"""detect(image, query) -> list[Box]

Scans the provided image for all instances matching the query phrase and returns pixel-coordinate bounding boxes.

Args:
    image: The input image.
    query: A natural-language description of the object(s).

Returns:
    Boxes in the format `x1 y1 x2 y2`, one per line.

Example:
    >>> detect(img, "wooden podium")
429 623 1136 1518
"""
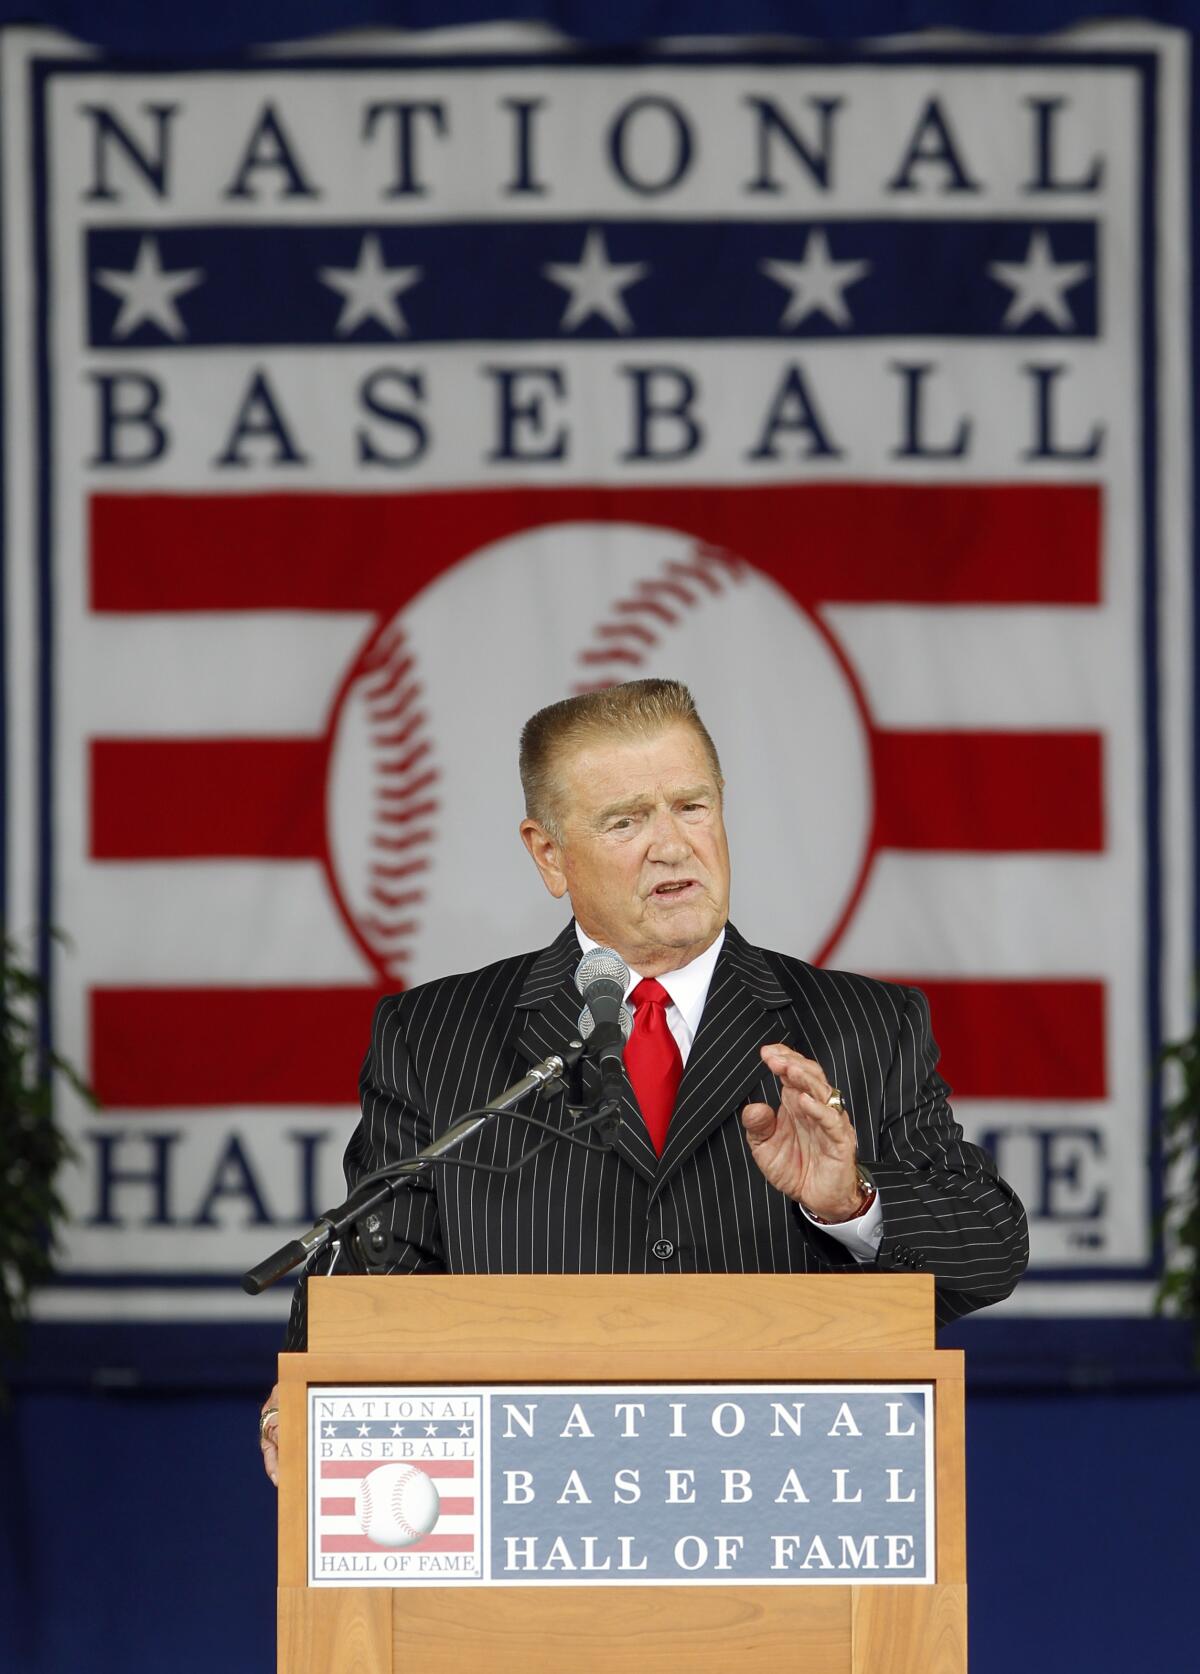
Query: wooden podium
277 1272 965 1673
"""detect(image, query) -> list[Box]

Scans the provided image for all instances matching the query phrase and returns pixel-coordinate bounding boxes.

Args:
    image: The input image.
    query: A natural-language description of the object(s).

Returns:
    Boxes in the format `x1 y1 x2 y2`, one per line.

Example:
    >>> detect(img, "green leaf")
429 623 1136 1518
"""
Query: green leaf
0 932 95 1393
1154 998 1200 1352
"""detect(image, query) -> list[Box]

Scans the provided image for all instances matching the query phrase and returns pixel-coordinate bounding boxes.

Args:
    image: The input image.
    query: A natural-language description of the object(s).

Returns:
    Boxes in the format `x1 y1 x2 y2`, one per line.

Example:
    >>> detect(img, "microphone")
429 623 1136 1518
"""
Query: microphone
577 1000 634 1046
575 945 629 1027
574 946 632 1108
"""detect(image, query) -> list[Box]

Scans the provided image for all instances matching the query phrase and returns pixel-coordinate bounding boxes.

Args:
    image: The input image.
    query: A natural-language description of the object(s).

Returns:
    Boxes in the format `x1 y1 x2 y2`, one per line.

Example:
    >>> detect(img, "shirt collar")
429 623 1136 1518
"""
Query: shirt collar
573 922 726 1040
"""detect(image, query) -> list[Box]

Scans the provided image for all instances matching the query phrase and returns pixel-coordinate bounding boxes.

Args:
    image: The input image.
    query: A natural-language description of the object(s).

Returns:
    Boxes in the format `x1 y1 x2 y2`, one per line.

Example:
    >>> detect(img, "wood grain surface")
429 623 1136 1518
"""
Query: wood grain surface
282 1347 956 1385
306 1273 936 1356
279 1588 392 1674
388 1584 852 1673
852 1583 967 1674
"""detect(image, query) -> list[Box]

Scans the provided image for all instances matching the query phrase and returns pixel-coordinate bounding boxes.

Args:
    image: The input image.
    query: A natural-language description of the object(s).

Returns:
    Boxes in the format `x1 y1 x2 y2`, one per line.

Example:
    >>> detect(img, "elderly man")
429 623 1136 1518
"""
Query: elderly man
259 678 1027 1481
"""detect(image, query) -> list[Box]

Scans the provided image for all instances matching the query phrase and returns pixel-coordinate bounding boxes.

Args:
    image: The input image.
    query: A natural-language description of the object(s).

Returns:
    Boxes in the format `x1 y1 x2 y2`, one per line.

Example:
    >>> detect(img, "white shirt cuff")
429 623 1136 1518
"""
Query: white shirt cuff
797 1191 884 1263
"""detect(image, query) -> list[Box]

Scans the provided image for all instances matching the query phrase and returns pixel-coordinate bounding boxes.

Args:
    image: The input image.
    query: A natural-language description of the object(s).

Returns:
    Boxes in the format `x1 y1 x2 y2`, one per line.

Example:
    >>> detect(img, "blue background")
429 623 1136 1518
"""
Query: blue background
2 1382 1196 1672
2 3 1199 1669
2 0 1200 56
83 221 1101 347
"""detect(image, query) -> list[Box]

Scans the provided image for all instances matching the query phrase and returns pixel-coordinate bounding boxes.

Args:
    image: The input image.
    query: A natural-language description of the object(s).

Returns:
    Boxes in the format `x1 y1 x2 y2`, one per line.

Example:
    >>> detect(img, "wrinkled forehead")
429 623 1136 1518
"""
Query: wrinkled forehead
553 721 722 812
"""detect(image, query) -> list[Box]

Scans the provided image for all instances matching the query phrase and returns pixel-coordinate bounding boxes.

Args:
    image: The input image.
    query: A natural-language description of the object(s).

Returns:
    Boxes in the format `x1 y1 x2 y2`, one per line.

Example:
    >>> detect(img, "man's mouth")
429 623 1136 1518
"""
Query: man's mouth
651 880 699 901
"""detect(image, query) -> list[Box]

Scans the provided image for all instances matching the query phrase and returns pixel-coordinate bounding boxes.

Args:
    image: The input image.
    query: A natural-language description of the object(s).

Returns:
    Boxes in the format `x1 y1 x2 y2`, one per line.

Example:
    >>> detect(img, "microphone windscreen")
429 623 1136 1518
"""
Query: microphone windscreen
578 1002 633 1042
574 945 630 997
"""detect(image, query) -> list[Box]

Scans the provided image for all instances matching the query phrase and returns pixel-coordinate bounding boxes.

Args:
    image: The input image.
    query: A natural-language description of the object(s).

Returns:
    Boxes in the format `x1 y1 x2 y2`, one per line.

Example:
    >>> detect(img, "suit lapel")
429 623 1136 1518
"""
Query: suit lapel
510 922 583 1067
511 921 659 1183
653 925 794 1191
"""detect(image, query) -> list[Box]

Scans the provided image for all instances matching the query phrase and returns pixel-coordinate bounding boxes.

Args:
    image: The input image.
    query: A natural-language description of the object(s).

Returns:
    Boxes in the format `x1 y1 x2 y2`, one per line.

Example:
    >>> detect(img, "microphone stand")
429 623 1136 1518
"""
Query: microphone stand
242 1040 592 1295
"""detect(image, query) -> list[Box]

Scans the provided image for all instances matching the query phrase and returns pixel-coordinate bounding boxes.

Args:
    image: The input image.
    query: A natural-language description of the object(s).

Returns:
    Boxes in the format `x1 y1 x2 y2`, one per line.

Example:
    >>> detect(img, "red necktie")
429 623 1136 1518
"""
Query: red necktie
625 978 684 1156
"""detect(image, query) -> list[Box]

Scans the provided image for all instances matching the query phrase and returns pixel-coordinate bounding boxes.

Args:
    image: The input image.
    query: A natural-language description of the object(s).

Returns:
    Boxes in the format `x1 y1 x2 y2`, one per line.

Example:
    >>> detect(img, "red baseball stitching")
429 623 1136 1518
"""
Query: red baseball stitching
389 1471 429 1542
357 1467 435 1546
572 545 744 692
354 623 438 979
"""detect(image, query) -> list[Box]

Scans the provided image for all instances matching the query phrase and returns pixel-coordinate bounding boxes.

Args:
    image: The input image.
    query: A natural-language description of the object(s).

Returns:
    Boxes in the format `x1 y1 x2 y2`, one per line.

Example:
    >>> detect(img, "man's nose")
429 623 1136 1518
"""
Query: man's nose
646 811 690 860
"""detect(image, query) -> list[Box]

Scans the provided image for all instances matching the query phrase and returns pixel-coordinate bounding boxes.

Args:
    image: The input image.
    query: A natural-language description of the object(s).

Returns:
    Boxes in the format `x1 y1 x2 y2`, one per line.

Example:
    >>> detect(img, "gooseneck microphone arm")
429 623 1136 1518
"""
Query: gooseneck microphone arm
241 1041 588 1295
244 945 640 1298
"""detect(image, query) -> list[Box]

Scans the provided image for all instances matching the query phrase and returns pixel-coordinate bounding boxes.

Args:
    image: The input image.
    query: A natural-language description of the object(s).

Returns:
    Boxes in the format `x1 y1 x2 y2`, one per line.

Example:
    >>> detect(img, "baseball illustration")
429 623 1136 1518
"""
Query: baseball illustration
325 522 873 985
354 1463 441 1548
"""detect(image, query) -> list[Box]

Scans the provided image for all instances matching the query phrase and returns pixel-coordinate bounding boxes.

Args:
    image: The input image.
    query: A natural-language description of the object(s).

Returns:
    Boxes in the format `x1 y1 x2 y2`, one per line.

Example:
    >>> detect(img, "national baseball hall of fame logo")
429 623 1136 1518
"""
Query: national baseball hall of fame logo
1 30 1190 1326
307 1385 935 1588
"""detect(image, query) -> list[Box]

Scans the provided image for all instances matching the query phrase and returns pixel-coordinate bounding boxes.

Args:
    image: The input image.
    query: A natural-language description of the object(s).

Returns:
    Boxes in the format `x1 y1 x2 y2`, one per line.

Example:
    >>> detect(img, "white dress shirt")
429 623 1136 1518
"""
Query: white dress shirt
574 924 883 1259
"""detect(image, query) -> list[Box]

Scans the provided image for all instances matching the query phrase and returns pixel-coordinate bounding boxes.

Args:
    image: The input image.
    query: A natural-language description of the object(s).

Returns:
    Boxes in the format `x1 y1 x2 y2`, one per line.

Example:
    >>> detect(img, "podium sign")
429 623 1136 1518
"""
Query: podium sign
309 1383 934 1588
278 1274 966 1673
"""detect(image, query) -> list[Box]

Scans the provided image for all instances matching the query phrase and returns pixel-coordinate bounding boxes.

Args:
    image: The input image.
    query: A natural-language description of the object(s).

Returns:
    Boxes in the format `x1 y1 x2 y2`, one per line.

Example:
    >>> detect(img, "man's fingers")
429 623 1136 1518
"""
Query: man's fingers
740 1101 779 1141
759 1043 832 1103
260 1419 279 1487
744 1088 848 1145
761 1042 821 1073
260 1383 281 1488
794 1090 853 1139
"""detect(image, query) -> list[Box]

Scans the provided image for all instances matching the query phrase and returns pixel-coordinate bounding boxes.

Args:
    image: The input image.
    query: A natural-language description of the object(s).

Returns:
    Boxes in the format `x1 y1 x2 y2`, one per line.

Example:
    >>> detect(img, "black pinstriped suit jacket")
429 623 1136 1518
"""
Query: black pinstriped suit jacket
284 921 1027 1348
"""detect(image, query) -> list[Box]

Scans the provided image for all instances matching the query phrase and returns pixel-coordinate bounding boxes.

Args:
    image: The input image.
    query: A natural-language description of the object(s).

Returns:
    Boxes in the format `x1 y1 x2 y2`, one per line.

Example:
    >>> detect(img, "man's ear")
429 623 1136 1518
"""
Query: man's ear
519 818 568 899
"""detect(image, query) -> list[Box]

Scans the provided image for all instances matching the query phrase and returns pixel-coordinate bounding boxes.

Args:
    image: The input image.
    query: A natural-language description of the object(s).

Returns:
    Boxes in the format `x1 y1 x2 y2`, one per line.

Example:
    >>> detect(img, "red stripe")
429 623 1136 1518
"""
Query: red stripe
320 1535 474 1554
91 977 1104 1108
91 485 1099 612
320 1495 474 1518
320 1460 475 1479
889 978 1107 1100
90 739 327 860
90 987 384 1108
90 729 1104 865
872 732 1103 852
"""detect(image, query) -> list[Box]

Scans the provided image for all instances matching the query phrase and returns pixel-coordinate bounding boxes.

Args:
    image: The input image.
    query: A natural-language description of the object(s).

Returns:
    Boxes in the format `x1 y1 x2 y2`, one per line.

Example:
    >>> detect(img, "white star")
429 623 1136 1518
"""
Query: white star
318 234 422 337
760 230 870 330
357 1423 371 1437
543 228 649 334
457 1422 473 1436
988 231 1092 330
94 236 204 341
391 1424 405 1437
424 1423 439 1436
322 1424 337 1438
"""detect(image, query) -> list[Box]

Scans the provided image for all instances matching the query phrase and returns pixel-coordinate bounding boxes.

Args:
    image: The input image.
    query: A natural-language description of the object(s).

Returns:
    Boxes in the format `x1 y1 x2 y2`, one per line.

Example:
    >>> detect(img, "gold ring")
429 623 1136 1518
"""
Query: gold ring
827 1088 847 1114
259 1406 279 1442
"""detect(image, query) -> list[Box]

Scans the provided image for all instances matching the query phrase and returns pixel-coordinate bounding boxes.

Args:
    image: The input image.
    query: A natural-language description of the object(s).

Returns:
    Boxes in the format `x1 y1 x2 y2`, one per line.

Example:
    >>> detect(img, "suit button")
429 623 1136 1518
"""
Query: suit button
652 1238 675 1260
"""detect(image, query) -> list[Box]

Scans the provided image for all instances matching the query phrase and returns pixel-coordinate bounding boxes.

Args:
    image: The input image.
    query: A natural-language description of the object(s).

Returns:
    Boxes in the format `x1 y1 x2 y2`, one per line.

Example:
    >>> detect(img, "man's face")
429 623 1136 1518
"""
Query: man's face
520 722 731 976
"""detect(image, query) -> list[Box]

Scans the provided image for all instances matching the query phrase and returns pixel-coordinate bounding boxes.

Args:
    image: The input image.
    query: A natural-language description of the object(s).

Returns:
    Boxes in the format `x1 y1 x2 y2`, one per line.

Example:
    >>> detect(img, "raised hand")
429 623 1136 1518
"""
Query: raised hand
741 1043 864 1221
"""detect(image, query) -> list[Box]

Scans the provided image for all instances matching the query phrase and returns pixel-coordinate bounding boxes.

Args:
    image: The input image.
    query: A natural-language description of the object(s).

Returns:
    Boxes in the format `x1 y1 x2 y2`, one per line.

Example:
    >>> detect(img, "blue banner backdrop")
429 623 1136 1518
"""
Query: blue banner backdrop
0 14 1196 1388
3 1 1200 54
